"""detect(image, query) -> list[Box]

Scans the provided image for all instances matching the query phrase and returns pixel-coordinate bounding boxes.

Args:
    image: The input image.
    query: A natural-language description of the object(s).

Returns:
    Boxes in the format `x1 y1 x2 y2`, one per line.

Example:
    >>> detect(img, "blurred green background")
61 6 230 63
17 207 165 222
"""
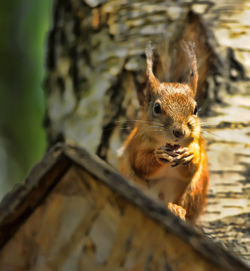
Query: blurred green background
0 1 51 199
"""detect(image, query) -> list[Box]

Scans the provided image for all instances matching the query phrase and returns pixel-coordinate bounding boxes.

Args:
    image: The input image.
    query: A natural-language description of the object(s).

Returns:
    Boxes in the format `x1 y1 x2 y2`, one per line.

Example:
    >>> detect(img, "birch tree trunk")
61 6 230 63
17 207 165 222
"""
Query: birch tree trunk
44 0 220 162
44 0 250 261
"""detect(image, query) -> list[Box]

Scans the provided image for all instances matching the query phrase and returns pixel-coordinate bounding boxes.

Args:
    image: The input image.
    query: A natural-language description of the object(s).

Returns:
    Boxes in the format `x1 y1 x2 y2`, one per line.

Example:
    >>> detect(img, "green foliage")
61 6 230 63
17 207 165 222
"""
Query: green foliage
0 0 51 198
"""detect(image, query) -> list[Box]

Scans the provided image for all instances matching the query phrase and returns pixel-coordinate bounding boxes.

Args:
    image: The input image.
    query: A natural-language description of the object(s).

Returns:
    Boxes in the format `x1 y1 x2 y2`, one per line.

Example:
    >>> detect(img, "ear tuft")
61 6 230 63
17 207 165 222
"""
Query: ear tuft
182 41 198 96
145 41 155 80
145 41 160 91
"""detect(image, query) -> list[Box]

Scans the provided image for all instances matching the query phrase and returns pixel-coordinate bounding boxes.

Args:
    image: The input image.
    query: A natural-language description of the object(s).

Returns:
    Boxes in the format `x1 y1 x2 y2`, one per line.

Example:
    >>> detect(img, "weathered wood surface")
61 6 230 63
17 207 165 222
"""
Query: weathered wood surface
44 0 250 265
45 0 250 159
0 144 248 270
0 145 70 249
44 0 221 158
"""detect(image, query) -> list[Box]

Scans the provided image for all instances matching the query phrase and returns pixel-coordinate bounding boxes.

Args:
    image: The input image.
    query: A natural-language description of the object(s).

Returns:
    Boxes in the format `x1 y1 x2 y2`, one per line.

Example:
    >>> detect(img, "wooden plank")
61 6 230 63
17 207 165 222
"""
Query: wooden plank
0 166 221 270
0 144 71 249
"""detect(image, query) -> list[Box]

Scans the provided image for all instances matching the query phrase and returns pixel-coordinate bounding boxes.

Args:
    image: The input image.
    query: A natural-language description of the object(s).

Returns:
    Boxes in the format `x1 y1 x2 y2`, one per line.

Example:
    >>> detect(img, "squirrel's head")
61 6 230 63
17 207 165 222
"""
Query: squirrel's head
142 42 200 147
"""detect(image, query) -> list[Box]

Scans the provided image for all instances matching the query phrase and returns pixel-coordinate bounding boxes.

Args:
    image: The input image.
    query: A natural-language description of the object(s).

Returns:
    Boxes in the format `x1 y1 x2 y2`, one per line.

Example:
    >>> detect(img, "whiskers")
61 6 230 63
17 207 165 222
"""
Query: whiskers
202 129 221 139
188 119 221 139
200 122 222 139
115 119 162 126
105 119 167 132
199 122 217 129
101 120 168 142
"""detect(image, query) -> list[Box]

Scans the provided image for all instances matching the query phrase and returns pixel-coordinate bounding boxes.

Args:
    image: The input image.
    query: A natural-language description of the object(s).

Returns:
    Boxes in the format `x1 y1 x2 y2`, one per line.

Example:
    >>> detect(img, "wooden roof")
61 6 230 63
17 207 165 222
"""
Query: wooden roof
0 143 249 270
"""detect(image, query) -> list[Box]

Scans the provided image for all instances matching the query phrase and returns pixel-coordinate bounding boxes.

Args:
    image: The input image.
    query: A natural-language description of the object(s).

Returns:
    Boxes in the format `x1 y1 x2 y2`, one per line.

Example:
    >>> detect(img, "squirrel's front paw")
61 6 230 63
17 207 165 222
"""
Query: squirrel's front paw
155 146 176 163
168 203 186 220
155 146 193 166
171 149 194 167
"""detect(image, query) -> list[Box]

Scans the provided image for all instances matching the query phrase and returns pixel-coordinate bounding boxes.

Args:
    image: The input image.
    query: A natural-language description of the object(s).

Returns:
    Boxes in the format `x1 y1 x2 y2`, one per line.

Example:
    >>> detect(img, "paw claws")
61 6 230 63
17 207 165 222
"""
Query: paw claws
156 146 193 166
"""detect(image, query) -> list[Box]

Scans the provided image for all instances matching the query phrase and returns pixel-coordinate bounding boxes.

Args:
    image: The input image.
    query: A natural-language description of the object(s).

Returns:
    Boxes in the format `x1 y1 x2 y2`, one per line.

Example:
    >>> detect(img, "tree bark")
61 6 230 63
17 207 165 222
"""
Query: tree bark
44 0 221 162
44 0 250 261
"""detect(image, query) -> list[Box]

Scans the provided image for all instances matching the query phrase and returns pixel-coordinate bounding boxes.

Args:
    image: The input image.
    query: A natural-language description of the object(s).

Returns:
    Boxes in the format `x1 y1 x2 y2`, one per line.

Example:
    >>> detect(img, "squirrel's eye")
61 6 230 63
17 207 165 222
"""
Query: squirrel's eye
154 102 161 114
194 105 198 115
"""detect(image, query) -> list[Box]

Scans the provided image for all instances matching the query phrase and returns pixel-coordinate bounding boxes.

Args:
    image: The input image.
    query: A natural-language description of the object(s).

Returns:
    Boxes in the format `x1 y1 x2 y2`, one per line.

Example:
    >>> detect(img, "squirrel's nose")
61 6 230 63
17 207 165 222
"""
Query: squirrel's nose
173 128 185 138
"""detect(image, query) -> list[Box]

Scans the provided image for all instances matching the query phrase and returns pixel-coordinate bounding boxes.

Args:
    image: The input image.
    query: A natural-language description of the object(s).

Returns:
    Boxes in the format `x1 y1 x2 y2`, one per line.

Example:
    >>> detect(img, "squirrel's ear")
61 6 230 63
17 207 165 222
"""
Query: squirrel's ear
182 41 198 96
145 42 160 94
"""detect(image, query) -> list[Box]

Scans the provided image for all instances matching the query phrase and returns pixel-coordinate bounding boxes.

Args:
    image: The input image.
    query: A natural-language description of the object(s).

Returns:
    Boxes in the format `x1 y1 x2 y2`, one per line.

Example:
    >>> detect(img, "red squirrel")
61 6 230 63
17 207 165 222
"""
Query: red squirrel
119 42 209 223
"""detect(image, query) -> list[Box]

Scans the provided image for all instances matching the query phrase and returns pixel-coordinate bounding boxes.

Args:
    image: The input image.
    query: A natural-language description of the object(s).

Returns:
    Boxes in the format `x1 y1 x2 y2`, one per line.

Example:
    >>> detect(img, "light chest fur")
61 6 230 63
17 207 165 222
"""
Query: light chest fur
144 163 191 204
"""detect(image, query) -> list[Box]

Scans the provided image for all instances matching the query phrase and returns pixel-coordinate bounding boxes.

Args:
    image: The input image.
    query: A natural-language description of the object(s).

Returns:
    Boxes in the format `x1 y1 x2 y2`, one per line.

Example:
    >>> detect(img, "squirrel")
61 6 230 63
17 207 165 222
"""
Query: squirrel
119 42 209 223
